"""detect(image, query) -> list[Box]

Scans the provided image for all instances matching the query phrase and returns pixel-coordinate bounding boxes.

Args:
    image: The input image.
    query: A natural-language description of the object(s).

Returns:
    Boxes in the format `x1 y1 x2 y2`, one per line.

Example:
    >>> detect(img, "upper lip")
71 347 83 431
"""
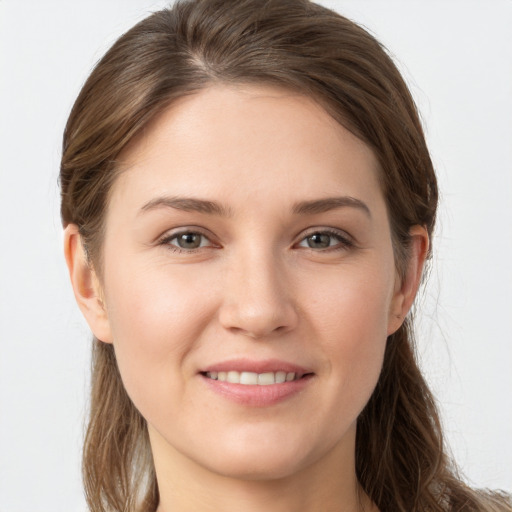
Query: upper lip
200 358 312 378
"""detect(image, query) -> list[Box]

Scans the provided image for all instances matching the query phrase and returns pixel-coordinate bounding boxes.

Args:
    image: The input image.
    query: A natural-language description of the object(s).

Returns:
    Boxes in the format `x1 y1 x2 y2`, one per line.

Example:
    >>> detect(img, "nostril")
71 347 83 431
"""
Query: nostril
218 292 299 339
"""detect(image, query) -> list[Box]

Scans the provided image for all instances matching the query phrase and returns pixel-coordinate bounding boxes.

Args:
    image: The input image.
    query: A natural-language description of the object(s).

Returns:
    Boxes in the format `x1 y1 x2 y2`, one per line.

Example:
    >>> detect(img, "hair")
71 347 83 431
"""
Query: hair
60 1 511 511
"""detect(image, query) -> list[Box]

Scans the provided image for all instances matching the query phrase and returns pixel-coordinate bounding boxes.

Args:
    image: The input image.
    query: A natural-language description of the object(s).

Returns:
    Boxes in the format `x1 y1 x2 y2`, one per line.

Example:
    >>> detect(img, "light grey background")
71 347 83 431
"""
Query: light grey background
1 1 511 510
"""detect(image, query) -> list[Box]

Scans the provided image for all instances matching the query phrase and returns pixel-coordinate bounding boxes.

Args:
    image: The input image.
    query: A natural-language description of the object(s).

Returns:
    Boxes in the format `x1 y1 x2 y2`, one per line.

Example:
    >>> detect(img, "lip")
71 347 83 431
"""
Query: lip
199 358 314 407
201 358 311 377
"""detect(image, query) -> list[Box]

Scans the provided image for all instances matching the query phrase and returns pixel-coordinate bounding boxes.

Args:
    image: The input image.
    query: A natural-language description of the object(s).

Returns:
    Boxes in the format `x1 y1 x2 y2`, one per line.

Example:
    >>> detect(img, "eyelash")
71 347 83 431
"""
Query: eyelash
158 228 354 254
158 229 215 253
297 228 354 251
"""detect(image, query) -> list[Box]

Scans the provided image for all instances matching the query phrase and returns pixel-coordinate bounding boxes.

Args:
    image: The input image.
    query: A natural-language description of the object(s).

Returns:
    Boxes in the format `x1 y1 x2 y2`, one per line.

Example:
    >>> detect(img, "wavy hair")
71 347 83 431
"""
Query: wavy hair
60 1 512 510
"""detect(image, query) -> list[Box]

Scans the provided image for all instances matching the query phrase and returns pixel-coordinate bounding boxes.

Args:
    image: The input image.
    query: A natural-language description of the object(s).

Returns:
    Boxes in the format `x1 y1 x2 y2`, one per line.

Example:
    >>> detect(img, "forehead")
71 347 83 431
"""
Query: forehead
111 84 385 218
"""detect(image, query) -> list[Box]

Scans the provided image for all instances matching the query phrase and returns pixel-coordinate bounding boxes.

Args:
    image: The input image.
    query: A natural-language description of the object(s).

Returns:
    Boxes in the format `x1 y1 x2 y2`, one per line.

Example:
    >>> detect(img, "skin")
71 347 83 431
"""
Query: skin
65 85 428 512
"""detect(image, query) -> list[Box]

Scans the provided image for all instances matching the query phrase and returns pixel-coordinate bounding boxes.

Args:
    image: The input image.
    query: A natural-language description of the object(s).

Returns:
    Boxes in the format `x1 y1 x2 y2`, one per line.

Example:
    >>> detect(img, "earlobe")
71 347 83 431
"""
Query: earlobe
387 225 429 335
63 224 113 343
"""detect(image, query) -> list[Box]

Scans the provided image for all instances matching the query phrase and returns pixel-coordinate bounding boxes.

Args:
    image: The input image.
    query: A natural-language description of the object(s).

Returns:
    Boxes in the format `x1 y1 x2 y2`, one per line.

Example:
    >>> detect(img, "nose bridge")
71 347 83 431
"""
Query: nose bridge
219 241 297 338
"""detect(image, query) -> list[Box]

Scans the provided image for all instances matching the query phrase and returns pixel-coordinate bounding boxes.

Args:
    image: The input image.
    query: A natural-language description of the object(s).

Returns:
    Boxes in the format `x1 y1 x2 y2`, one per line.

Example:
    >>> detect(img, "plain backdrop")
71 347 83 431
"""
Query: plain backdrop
0 1 511 510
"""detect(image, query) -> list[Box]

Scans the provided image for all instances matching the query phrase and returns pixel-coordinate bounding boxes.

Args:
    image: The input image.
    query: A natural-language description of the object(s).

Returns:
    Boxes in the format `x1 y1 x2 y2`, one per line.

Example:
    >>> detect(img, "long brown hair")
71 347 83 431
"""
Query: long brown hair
60 1 512 511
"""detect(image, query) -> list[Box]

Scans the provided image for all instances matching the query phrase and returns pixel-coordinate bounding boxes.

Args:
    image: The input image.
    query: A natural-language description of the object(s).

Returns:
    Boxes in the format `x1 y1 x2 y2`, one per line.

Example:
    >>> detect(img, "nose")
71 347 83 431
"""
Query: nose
218 248 299 339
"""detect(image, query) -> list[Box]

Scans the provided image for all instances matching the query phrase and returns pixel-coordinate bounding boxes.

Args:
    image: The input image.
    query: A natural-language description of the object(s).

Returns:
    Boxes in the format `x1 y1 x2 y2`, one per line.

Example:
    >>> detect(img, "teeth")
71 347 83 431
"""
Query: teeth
240 371 258 385
257 372 273 385
275 371 286 383
206 370 299 385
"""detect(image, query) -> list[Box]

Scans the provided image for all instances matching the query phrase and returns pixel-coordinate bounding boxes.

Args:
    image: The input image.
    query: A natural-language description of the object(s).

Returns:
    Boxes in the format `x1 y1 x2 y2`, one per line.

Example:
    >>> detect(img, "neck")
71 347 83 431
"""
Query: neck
150 424 376 512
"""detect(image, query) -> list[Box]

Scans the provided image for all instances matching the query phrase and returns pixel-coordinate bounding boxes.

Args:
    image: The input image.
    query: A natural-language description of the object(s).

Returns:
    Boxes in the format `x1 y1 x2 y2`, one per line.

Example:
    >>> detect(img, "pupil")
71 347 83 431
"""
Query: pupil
178 233 201 249
308 233 330 248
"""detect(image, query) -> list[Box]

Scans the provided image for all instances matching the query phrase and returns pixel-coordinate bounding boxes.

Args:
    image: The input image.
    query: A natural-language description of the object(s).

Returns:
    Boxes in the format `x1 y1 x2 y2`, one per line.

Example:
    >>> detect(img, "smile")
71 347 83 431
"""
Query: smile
199 359 314 405
205 370 300 385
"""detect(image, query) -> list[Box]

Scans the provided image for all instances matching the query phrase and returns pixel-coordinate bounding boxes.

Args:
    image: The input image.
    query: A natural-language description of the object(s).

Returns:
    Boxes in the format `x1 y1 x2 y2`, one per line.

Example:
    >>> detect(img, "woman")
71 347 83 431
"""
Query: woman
60 0 511 510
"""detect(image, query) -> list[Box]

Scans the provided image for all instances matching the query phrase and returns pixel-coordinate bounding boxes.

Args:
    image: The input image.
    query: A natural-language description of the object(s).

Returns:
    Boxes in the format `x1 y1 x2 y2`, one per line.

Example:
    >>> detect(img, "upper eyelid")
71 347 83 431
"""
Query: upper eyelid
296 226 354 242
158 230 218 253
158 227 215 243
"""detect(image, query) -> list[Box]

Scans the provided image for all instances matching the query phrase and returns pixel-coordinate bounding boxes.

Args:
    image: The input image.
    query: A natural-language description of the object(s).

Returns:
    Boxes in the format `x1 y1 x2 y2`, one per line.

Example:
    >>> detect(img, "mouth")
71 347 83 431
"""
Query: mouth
199 359 314 405
201 370 309 385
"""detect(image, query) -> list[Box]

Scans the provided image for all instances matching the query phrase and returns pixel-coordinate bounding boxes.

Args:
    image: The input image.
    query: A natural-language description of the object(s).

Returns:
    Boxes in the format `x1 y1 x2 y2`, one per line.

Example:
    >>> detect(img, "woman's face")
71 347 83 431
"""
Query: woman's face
91 85 408 480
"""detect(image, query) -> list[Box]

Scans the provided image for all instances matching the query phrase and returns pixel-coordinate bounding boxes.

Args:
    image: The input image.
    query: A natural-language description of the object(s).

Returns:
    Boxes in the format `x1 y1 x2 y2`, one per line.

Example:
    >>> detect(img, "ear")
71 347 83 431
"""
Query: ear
63 224 113 343
387 225 429 335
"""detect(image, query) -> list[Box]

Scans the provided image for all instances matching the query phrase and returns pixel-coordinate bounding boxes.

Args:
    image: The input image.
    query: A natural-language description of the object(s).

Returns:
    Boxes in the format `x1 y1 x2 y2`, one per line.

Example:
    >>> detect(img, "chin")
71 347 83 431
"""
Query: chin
188 425 334 482
202 450 310 481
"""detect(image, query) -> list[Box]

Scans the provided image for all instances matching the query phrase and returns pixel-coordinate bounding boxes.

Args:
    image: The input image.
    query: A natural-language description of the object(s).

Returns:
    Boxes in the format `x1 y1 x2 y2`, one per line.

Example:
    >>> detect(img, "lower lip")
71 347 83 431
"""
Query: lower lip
200 374 313 406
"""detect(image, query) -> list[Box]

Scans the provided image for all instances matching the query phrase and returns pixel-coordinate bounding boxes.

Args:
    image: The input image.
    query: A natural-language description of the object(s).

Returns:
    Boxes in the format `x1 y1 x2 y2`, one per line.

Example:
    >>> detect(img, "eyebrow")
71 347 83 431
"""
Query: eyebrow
139 196 233 217
292 196 371 217
139 195 371 218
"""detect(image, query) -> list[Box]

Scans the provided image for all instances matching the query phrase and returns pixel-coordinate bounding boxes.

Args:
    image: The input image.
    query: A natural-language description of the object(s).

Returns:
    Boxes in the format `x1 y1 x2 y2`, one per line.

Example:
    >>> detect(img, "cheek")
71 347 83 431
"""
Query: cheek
304 258 393 337
102 260 218 411
302 259 393 394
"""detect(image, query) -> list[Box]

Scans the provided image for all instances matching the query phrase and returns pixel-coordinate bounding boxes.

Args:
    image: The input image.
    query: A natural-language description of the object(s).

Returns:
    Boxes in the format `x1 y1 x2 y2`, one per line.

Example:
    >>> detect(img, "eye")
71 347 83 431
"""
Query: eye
297 230 353 250
160 230 213 251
